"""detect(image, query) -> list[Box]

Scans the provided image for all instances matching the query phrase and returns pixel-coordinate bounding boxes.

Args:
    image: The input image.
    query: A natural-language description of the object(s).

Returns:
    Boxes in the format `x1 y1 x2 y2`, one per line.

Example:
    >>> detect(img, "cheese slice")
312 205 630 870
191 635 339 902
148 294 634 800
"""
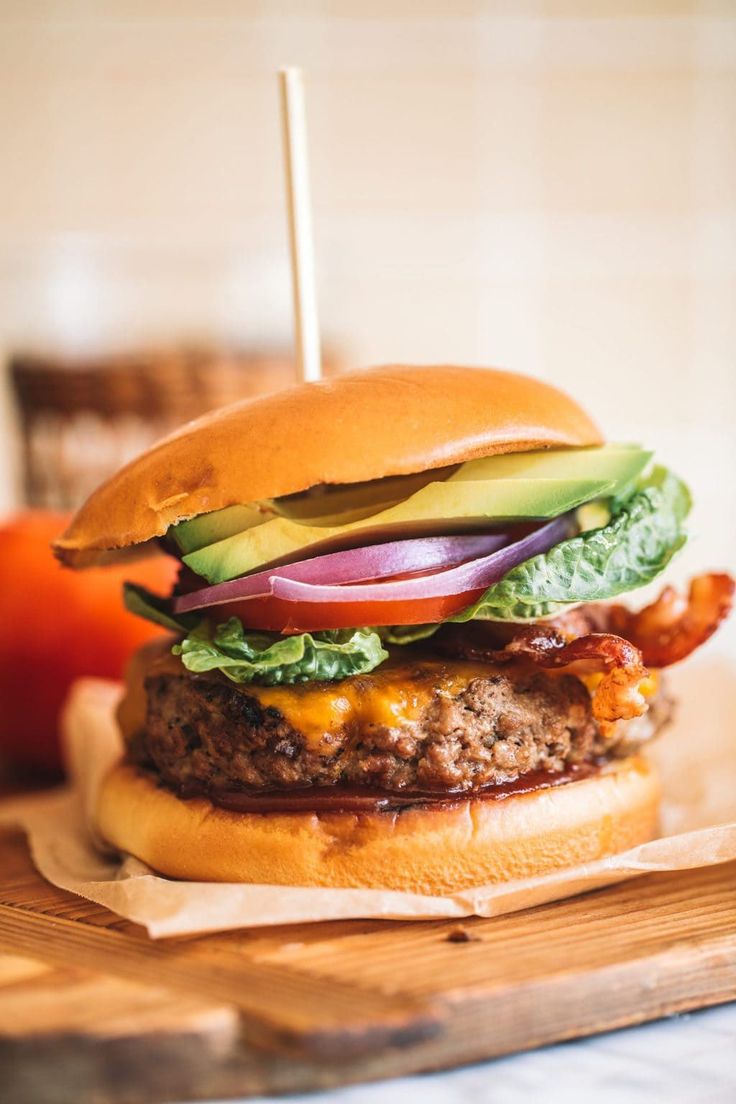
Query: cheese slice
249 658 496 753
117 640 500 756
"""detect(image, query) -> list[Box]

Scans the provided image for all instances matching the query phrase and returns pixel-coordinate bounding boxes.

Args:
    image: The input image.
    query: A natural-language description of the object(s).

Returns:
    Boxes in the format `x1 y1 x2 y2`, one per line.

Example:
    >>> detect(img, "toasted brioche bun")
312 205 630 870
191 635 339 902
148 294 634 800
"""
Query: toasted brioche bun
95 756 658 894
54 365 601 566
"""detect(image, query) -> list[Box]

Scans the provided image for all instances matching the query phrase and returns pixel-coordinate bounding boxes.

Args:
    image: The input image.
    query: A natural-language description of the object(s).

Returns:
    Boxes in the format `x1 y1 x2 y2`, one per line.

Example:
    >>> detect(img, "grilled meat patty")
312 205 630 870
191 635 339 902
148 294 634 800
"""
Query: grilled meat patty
126 655 672 796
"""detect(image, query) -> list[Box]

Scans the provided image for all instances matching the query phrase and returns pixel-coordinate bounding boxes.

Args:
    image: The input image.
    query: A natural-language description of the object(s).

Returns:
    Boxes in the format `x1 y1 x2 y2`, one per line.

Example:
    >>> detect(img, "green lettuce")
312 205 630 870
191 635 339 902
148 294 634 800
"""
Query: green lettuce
449 465 690 622
123 582 200 633
173 620 388 685
124 583 388 684
378 623 440 645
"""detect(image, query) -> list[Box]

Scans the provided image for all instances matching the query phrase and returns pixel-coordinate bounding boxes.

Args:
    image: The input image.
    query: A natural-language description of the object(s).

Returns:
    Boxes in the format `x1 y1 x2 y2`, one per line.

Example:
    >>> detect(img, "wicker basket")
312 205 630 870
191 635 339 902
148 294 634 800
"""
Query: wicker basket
10 346 333 509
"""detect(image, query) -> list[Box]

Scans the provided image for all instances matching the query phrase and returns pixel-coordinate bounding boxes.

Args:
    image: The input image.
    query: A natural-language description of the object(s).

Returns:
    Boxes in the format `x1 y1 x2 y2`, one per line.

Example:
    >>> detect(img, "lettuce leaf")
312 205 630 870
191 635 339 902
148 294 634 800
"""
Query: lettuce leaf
123 582 201 633
173 620 388 685
124 583 388 684
378 623 439 645
449 465 691 622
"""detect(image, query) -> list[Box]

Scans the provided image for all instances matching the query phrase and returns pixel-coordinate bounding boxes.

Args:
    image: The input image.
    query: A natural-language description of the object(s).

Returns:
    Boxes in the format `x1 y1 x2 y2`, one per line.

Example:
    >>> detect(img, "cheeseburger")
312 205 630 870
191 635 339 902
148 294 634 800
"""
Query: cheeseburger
54 365 733 894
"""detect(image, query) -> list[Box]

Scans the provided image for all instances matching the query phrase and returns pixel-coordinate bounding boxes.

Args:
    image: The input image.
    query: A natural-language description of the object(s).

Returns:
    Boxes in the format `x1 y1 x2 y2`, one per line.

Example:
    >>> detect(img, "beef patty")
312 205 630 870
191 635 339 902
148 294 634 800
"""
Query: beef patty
126 654 671 796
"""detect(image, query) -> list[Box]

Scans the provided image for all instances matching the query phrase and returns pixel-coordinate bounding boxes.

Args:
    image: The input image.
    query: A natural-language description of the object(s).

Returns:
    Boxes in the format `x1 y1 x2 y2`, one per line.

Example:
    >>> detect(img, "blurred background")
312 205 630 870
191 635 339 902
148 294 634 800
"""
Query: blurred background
0 2 734 771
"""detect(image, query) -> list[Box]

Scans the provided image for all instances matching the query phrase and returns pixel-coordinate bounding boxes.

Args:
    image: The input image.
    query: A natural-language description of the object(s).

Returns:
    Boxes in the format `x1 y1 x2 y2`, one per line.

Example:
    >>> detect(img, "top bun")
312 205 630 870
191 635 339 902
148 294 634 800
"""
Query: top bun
54 364 602 566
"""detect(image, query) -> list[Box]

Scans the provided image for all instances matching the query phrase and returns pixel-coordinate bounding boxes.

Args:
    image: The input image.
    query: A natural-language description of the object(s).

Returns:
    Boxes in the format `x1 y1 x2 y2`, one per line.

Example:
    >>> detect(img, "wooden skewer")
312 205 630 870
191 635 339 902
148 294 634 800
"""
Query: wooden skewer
278 67 322 383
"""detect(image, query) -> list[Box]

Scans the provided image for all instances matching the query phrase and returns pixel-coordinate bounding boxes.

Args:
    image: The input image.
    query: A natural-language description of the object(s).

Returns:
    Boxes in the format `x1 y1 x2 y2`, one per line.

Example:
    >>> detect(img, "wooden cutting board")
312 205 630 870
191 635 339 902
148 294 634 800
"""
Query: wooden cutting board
1 827 736 1104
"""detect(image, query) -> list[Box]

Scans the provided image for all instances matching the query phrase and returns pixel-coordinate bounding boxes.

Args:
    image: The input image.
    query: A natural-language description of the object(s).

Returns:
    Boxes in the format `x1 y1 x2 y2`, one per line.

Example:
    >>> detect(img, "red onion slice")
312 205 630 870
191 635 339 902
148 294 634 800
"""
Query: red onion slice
173 532 510 614
268 515 574 605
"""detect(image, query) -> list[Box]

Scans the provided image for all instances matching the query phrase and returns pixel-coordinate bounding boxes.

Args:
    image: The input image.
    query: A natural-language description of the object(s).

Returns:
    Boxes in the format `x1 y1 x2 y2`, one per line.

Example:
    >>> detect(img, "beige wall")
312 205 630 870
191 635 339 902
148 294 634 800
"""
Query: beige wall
0 2 734 613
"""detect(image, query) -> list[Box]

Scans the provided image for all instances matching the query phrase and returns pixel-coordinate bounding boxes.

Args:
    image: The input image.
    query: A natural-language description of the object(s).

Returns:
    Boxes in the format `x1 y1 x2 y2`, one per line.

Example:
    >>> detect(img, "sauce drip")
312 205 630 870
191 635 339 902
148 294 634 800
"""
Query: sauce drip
201 762 600 815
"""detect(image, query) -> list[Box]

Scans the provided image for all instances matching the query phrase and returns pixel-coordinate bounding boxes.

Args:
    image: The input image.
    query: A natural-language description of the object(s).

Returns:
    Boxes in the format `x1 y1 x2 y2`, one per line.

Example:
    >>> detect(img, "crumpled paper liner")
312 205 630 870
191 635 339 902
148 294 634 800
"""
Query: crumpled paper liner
2 656 736 938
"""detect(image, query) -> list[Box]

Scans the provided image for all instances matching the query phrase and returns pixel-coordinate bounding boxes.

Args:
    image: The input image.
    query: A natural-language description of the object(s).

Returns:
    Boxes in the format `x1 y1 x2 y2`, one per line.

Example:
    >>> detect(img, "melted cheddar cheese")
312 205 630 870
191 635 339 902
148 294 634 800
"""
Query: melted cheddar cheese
118 639 499 754
249 658 495 752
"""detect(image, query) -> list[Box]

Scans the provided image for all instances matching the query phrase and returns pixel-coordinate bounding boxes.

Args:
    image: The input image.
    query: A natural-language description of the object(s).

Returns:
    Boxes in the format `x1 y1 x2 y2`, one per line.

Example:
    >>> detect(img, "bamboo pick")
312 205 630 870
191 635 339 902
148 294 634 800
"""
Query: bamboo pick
278 67 322 383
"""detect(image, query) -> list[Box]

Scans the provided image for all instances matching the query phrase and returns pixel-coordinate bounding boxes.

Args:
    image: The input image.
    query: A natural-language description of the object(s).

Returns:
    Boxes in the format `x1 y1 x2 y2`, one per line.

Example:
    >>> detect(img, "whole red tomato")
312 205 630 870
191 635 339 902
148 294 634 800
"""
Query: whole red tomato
0 512 176 772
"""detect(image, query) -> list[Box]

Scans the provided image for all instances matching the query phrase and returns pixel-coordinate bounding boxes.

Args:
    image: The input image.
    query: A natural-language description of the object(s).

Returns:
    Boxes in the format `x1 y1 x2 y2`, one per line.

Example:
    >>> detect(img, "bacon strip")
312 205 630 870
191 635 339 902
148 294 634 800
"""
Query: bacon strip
503 628 648 727
435 573 733 732
606 573 734 668
437 623 648 732
550 573 734 668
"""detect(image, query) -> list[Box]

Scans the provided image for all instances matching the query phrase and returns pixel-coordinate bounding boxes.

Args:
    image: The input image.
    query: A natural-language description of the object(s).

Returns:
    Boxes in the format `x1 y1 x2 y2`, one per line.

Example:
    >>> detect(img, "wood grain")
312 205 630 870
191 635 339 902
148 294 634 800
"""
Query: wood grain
1 827 736 1104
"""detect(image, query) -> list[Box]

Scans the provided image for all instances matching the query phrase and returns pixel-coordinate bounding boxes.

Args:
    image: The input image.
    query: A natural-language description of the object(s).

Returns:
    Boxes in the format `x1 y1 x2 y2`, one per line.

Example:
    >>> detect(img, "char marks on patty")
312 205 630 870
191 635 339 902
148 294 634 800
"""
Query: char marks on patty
126 657 671 796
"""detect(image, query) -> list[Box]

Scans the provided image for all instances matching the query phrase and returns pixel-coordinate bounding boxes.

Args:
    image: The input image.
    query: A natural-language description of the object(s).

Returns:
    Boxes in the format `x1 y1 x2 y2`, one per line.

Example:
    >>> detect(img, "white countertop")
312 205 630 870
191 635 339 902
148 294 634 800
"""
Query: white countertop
204 1001 736 1104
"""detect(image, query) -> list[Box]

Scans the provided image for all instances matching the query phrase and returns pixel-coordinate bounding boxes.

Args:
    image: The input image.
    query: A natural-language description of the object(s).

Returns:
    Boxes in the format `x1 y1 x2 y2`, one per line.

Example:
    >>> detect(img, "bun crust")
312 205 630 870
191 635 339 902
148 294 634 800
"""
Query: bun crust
95 757 658 895
55 365 602 565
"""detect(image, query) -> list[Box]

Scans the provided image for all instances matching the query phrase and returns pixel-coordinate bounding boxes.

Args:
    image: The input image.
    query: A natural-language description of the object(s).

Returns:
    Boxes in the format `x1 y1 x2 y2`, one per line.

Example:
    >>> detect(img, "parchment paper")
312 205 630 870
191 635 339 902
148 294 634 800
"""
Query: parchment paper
2 656 735 938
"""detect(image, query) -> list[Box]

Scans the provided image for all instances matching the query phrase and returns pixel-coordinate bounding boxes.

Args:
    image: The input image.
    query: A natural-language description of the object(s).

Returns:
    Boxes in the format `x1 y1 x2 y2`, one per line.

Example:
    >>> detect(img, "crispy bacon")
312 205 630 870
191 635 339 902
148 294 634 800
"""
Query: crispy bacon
549 573 734 668
434 573 733 734
607 573 734 668
436 623 648 732
503 629 648 727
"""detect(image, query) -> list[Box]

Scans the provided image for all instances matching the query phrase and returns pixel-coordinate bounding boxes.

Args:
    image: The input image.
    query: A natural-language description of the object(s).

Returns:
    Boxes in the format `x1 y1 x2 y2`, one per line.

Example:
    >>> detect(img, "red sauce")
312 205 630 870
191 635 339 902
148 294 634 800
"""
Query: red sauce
204 761 601 815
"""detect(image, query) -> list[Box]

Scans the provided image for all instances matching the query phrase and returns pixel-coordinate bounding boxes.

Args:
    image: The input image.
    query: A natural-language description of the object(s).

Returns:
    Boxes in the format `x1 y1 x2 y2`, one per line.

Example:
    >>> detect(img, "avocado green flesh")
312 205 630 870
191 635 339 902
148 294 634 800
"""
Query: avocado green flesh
448 444 651 484
172 503 273 555
175 444 652 584
173 445 648 555
172 467 457 554
276 467 456 523
183 477 613 585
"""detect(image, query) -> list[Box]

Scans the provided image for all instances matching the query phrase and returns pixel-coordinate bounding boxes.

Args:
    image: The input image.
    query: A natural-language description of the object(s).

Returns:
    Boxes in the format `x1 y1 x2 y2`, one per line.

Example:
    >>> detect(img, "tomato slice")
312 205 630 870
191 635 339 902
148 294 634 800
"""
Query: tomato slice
213 589 486 634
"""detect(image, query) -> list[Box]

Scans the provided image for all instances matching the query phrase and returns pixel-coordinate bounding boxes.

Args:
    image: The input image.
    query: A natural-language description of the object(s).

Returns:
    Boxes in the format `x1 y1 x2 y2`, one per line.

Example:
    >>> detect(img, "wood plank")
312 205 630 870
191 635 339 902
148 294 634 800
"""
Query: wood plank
0 954 235 1038
262 861 736 997
0 950 309 1104
1 827 736 1104
0 831 439 1056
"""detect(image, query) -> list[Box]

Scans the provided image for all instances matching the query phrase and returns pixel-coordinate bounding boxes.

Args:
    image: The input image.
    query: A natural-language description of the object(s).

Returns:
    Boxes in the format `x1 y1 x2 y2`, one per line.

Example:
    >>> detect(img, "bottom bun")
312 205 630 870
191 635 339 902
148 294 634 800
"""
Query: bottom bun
95 757 660 895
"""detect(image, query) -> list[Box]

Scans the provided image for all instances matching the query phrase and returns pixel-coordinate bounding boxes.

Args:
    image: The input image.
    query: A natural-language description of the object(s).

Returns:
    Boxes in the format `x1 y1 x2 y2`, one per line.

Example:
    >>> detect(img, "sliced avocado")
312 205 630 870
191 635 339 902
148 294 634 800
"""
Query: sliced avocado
449 444 652 488
274 467 456 525
172 503 274 555
576 499 612 532
176 445 651 576
183 476 614 584
172 468 457 551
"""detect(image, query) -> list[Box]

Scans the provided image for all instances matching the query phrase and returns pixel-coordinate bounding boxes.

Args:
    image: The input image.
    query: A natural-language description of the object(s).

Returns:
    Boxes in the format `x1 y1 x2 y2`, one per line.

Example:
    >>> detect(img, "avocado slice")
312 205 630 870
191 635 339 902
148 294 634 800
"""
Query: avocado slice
177 445 652 582
174 444 649 555
448 444 652 484
183 477 614 584
172 503 276 555
172 467 458 553
274 467 456 525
